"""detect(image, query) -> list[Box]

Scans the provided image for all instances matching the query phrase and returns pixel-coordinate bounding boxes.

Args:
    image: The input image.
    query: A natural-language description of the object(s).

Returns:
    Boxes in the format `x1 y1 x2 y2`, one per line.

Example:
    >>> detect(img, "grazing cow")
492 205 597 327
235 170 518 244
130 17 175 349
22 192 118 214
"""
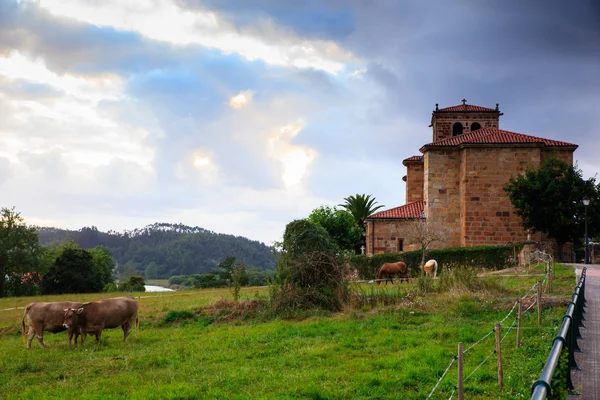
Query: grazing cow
22 302 82 349
63 296 138 344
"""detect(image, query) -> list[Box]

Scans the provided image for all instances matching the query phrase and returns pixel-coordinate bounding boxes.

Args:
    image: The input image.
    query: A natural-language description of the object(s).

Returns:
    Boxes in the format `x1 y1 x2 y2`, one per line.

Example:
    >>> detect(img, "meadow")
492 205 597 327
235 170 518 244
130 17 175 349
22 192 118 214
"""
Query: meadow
0 264 576 399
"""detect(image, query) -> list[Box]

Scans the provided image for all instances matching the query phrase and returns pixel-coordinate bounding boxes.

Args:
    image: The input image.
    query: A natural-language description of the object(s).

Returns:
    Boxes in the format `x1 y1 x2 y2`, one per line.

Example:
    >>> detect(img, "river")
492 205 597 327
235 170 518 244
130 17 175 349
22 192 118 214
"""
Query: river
144 285 175 292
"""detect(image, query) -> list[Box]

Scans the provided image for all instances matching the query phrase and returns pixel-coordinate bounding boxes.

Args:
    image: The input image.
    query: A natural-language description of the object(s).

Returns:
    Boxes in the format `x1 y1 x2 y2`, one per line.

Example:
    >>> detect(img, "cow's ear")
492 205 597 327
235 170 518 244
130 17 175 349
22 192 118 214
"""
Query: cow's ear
76 308 84 314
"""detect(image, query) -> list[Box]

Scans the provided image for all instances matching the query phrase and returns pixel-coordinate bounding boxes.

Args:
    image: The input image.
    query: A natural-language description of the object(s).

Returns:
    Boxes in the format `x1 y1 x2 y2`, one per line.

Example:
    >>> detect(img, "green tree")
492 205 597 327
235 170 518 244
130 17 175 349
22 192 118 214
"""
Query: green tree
307 206 362 252
504 159 600 258
89 246 115 286
270 219 346 312
145 261 158 280
119 275 146 292
339 194 385 252
0 207 43 297
41 247 101 294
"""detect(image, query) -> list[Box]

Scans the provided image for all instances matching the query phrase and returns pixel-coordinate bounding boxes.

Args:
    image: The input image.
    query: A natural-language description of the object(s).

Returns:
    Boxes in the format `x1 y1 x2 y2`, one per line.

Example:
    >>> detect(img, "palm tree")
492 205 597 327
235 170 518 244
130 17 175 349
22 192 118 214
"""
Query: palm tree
339 194 385 253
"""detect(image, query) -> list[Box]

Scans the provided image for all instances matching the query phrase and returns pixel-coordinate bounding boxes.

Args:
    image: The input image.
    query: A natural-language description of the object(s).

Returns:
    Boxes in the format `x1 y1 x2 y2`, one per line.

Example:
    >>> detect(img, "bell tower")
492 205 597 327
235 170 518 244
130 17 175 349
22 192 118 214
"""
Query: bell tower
430 99 503 142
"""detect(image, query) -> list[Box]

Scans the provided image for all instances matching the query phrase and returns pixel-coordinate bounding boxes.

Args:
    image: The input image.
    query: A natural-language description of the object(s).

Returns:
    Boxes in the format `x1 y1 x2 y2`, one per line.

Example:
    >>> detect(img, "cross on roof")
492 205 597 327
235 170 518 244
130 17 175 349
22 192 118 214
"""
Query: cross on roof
461 98 467 105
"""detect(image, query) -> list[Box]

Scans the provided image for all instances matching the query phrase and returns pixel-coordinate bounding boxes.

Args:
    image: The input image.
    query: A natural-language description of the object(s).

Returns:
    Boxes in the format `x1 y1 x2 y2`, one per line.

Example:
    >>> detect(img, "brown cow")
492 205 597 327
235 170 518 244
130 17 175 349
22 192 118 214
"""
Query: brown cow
63 296 138 344
22 302 82 349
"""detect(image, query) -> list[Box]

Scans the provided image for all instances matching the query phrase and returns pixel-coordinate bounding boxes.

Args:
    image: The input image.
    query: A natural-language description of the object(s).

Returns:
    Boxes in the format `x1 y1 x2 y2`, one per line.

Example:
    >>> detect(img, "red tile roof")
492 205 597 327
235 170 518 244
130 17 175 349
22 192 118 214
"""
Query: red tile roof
421 128 578 150
402 155 423 164
436 104 498 112
368 200 424 219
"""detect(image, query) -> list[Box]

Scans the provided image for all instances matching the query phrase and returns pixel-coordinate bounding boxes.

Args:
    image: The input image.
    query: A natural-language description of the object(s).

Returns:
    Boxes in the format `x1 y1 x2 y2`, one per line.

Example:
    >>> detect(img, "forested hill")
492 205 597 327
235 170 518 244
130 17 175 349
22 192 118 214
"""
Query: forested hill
36 223 277 279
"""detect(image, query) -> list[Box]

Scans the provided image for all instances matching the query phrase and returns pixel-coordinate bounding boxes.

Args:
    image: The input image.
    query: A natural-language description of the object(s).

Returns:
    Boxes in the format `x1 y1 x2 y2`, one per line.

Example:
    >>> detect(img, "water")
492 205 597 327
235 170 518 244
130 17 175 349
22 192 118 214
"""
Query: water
144 285 174 292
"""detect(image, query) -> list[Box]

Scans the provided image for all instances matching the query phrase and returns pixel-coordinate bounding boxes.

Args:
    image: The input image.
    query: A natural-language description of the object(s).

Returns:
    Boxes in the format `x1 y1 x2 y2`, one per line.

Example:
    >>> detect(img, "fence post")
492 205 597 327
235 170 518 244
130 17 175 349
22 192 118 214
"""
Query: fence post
495 322 503 389
516 299 522 348
458 342 464 400
537 281 542 327
15 301 19 323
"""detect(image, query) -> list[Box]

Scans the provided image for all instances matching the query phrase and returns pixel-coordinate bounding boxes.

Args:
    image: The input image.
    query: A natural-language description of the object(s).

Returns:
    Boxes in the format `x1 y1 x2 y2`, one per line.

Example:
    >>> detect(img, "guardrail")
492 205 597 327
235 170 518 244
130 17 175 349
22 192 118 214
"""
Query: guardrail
530 267 586 399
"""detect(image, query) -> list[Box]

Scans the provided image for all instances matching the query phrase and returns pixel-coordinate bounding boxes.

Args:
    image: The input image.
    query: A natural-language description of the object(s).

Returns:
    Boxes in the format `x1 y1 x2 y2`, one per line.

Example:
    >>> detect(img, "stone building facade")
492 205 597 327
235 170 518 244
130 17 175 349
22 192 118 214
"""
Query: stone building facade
366 100 578 255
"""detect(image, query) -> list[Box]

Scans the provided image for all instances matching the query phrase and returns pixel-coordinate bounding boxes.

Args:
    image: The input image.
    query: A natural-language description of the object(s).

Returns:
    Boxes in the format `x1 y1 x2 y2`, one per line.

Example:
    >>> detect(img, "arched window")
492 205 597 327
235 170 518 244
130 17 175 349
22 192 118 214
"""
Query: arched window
452 122 463 136
471 122 481 131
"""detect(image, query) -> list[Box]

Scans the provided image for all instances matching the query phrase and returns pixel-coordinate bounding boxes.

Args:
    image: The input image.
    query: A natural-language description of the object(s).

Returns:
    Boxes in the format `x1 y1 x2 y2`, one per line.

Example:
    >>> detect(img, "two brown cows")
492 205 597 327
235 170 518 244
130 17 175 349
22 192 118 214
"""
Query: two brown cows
63 296 138 345
22 296 138 348
22 301 83 349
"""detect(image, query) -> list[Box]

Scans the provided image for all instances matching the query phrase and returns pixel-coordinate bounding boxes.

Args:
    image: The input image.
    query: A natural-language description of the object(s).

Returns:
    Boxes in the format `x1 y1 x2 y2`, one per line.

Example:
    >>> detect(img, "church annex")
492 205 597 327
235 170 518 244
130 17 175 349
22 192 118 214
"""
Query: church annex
365 100 578 255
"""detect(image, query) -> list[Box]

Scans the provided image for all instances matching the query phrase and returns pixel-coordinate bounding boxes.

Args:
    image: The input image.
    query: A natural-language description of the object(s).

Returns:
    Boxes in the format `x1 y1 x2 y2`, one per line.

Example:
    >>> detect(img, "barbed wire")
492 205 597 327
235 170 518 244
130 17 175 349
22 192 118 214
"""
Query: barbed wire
426 357 457 400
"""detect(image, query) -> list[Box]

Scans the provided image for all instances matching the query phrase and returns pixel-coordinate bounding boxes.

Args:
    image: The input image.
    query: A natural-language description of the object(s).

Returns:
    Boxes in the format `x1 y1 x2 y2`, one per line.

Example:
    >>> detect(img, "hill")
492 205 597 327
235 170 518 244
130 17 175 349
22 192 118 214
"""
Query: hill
36 223 277 279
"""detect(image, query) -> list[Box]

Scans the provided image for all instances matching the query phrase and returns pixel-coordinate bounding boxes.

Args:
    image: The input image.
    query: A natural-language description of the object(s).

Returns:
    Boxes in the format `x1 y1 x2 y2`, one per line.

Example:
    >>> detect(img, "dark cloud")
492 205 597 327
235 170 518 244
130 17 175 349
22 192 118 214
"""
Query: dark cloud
181 0 355 41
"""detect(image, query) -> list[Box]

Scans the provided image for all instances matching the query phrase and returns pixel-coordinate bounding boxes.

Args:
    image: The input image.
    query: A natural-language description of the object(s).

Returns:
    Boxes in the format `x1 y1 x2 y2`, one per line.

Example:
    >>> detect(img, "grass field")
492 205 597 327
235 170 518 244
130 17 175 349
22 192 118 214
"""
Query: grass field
0 264 577 399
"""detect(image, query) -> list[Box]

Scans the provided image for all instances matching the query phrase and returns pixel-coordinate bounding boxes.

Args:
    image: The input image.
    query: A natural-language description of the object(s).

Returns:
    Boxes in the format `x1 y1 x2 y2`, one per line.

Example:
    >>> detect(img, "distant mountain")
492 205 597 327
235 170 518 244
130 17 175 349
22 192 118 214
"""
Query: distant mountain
36 223 277 279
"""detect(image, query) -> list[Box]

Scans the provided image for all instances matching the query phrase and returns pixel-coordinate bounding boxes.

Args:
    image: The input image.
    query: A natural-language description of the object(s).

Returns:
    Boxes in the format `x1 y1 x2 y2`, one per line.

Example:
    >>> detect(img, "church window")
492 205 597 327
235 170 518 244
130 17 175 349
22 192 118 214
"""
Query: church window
397 239 404 252
452 122 463 136
471 122 481 131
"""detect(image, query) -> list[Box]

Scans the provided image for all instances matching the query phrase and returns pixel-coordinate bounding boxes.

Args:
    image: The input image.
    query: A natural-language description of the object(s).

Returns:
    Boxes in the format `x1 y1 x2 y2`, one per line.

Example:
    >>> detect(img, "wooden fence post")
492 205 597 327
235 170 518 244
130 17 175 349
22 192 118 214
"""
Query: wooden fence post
516 299 522 348
537 281 542 327
15 301 18 323
495 322 503 389
458 342 464 400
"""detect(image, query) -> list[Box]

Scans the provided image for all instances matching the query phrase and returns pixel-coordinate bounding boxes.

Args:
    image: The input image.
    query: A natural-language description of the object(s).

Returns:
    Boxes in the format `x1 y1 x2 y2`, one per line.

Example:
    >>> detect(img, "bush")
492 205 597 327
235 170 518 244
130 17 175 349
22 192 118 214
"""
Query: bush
119 275 146 292
349 243 524 279
270 220 348 312
161 310 196 325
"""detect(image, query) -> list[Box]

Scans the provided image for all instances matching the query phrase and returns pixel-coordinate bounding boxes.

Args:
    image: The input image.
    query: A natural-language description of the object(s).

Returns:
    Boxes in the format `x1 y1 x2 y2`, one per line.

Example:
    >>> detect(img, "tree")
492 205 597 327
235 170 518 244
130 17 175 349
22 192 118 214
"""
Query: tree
145 262 158 280
119 275 146 292
504 158 600 258
405 219 448 268
339 194 385 252
307 206 362 252
0 207 43 297
88 246 115 286
41 247 101 294
270 219 346 312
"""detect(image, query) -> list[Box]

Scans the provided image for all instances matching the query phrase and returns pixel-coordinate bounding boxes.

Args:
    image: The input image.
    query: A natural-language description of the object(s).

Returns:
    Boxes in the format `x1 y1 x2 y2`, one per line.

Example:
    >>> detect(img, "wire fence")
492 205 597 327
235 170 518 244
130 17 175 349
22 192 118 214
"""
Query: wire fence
426 276 548 400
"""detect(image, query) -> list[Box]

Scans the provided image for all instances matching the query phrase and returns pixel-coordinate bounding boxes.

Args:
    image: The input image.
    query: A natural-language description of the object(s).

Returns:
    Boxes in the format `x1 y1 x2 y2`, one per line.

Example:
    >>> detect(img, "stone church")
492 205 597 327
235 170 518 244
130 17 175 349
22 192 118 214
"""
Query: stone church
365 100 578 255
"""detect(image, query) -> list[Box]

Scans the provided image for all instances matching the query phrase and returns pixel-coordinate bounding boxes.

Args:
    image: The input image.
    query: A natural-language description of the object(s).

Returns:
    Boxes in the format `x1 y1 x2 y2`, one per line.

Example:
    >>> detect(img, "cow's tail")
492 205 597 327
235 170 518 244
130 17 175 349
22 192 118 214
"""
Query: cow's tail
21 304 31 339
135 314 139 337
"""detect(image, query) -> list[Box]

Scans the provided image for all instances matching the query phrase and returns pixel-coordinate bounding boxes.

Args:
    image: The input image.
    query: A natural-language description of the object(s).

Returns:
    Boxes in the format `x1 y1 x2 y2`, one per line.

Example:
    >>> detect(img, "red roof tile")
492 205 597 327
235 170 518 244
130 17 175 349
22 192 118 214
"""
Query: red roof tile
368 200 424 219
436 104 498 112
402 155 423 164
421 128 578 150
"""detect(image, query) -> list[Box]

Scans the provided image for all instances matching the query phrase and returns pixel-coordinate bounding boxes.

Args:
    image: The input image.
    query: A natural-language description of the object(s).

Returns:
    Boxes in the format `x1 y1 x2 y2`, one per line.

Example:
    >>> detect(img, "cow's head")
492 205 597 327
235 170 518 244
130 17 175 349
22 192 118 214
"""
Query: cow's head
63 308 83 329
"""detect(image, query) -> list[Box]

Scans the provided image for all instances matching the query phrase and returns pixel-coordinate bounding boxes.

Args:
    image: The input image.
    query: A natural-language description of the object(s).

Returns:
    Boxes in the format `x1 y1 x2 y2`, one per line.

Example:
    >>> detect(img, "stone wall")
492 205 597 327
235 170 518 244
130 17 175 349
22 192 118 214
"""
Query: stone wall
542 149 574 165
365 219 421 255
458 146 543 246
405 161 424 203
424 150 462 248
432 112 500 142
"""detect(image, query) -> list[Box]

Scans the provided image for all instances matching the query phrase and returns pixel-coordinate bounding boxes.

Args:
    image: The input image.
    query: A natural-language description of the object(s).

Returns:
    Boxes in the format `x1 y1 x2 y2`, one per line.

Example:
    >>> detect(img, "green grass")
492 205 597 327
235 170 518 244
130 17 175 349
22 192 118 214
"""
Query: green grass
0 264 576 399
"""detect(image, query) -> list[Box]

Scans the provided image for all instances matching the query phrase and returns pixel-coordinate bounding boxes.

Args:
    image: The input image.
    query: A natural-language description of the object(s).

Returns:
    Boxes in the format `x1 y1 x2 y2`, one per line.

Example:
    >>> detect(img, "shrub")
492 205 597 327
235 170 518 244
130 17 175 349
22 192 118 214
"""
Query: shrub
161 310 196 325
270 220 348 313
349 243 523 279
119 275 146 292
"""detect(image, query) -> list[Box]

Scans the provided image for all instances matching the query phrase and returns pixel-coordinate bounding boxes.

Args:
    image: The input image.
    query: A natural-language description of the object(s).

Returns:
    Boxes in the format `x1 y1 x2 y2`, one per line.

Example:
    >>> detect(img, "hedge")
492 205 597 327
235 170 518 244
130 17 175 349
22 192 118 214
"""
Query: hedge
349 243 524 280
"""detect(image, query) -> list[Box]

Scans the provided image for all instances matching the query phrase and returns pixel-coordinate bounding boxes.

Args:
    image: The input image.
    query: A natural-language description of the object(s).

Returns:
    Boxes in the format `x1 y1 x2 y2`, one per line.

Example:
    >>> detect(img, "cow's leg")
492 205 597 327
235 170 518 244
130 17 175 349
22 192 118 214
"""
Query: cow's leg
80 330 87 345
36 332 45 348
122 322 131 341
27 326 35 349
68 328 74 346
95 331 101 343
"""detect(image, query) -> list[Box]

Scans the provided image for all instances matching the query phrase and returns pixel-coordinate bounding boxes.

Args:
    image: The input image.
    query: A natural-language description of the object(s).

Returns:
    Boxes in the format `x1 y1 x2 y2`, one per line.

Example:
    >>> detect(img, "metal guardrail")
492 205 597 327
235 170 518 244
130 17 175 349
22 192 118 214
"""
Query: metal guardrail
530 267 586 399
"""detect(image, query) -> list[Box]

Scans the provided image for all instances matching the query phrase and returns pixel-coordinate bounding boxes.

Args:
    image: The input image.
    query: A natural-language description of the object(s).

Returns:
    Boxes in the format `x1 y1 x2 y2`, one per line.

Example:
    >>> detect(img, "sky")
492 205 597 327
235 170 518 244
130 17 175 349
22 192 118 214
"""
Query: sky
1 0 599 245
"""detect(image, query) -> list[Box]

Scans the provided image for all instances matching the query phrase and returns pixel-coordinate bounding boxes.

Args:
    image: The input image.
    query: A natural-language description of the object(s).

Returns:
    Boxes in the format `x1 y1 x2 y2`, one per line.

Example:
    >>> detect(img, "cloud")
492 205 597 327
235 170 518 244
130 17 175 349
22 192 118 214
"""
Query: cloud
229 90 253 109
0 0 599 246
33 0 358 74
